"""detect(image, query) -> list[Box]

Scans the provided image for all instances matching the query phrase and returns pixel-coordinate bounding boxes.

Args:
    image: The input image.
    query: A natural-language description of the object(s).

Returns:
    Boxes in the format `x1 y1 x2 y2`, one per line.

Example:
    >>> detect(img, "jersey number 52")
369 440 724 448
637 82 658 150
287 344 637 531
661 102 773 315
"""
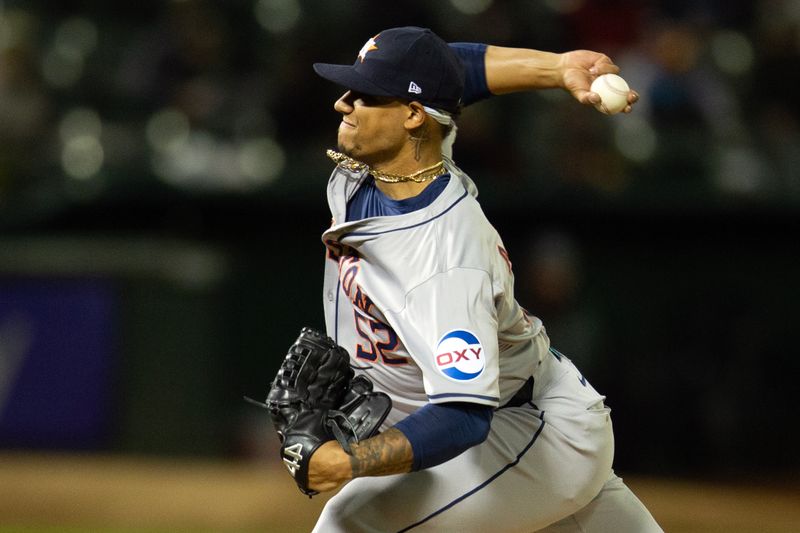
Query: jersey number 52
354 312 408 365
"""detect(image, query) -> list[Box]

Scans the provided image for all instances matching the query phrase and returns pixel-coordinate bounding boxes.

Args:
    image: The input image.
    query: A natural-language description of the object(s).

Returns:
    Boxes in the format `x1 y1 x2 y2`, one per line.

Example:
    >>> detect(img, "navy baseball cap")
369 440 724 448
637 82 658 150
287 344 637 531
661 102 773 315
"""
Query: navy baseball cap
313 26 464 113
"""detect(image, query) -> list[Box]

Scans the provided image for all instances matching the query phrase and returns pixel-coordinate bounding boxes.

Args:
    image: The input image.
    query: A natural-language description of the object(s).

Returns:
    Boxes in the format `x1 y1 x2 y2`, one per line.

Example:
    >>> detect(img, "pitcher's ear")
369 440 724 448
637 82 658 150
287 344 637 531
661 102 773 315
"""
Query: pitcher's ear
404 101 428 130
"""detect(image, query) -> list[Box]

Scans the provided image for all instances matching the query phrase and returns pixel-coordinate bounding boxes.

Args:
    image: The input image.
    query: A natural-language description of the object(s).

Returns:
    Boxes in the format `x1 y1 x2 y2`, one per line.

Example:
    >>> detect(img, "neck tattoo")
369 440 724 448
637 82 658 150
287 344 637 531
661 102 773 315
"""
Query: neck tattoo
326 149 447 184
409 124 429 161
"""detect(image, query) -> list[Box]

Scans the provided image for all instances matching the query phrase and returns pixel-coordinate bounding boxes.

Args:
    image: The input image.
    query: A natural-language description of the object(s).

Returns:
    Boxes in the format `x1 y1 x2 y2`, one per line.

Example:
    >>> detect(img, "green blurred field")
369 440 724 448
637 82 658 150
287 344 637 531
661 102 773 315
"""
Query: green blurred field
2 452 798 533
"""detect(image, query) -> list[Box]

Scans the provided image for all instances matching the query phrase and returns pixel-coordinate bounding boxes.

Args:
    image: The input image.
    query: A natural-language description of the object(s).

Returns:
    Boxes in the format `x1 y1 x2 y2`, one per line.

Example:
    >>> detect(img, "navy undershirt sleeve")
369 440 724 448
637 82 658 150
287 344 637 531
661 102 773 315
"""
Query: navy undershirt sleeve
449 42 490 106
394 402 493 471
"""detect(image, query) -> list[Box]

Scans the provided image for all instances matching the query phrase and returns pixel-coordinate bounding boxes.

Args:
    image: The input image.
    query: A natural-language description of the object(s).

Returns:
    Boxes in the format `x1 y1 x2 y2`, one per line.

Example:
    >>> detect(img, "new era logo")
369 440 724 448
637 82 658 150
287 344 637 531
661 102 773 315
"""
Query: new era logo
408 81 422 94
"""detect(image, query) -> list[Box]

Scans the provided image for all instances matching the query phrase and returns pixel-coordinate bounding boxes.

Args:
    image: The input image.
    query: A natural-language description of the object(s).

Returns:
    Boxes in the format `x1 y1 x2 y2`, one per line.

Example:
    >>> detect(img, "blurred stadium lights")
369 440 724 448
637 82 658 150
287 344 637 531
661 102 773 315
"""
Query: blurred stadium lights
712 144 768 196
150 129 285 192
58 108 104 180
59 107 102 142
614 115 657 164
146 108 191 155
237 136 285 186
254 0 302 34
710 30 755 76
542 0 585 15
448 0 494 16
61 135 104 180
54 17 98 62
41 46 84 88
0 1 798 214
41 17 98 89
151 130 216 188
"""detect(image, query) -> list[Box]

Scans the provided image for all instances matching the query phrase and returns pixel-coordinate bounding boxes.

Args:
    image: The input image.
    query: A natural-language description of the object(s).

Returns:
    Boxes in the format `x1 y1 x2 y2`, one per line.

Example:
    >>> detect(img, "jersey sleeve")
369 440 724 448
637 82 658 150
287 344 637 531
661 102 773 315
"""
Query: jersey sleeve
393 267 501 407
448 42 491 106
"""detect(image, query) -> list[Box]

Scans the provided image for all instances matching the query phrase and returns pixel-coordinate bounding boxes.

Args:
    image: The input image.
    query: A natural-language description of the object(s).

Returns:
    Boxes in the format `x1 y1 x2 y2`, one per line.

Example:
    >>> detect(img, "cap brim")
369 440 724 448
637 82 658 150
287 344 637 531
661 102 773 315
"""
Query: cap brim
313 63 395 97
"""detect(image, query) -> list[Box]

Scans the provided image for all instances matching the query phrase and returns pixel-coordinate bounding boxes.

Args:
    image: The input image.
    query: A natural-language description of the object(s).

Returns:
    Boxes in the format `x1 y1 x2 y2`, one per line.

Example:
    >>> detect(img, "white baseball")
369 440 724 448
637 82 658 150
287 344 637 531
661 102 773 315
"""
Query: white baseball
590 73 630 115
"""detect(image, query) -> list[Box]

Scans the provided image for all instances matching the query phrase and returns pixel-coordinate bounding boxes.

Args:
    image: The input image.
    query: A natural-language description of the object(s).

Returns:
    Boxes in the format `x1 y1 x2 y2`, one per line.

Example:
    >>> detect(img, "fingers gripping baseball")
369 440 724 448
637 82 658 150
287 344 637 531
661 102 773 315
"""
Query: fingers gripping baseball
560 50 639 113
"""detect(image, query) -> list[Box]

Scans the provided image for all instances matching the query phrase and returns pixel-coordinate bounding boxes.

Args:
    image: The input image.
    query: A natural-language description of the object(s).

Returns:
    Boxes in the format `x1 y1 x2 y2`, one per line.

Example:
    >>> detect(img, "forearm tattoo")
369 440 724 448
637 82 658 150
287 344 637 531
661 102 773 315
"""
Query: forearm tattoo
349 427 414 478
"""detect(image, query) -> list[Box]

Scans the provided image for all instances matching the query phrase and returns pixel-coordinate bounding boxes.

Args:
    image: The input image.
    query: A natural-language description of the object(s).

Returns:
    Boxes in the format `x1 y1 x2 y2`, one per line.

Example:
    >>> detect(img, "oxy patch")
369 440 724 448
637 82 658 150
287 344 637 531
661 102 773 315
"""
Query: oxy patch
434 329 484 381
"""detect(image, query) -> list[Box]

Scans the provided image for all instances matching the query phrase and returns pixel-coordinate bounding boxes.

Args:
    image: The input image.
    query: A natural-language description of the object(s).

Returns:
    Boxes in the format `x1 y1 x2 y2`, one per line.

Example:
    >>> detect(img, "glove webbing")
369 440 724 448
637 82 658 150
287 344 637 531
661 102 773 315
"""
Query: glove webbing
244 396 361 454
325 410 359 455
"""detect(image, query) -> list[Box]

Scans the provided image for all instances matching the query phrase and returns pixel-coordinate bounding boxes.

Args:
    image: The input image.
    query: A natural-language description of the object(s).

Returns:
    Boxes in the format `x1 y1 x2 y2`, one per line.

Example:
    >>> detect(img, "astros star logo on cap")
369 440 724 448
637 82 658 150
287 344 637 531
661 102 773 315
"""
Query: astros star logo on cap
358 34 379 62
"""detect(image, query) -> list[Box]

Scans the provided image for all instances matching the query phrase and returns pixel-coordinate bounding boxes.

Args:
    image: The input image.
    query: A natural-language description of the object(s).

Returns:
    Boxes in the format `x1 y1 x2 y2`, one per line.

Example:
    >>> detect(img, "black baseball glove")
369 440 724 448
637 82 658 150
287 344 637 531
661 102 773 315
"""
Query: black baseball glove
250 327 391 496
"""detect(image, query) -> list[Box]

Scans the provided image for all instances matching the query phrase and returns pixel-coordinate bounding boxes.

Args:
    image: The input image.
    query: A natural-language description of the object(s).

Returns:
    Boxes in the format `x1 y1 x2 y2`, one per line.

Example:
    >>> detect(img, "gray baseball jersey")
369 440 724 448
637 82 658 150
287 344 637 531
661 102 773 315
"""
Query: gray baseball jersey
322 161 549 426
315 162 663 532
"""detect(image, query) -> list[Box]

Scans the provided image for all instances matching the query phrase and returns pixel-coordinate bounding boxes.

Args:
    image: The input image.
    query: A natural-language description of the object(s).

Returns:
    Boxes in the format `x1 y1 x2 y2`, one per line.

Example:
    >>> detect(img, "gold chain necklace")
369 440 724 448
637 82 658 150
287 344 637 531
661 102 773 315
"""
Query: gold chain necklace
326 149 446 183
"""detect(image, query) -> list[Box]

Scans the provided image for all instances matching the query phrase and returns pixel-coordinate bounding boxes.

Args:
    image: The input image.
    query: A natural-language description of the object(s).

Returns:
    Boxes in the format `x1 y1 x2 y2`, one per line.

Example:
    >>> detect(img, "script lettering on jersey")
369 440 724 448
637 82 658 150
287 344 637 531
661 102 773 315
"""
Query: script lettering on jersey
337 252 408 366
339 254 377 317
325 238 354 262
498 245 513 274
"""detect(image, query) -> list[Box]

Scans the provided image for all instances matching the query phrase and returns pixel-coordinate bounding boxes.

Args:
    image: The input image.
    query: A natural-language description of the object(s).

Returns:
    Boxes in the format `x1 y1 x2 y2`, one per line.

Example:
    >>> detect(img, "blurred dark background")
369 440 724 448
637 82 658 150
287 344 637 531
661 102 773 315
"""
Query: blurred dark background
0 0 797 482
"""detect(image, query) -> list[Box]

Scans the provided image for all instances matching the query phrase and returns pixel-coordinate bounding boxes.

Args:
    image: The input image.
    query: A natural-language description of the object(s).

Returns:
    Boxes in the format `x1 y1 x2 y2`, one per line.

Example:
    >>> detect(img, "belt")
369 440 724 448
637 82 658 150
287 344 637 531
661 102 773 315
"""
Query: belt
502 376 534 408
